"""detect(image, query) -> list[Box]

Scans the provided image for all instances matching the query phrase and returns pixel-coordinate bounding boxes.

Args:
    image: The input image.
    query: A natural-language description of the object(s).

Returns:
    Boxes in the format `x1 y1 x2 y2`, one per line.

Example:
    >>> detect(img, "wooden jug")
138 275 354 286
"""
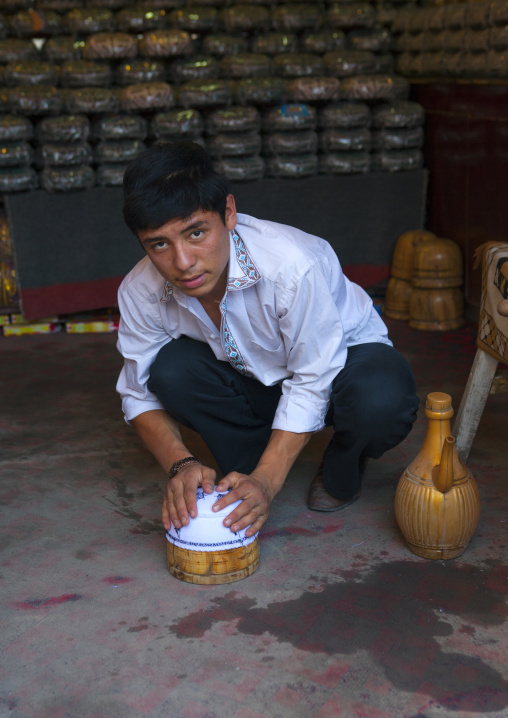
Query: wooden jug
394 392 481 559
391 229 436 281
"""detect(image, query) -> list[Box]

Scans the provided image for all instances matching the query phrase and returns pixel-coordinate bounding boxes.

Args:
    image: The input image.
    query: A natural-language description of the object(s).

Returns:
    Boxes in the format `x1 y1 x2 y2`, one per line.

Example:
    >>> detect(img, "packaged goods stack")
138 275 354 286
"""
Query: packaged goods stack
370 99 425 172
318 101 372 174
394 0 508 80
0 0 426 190
205 106 264 182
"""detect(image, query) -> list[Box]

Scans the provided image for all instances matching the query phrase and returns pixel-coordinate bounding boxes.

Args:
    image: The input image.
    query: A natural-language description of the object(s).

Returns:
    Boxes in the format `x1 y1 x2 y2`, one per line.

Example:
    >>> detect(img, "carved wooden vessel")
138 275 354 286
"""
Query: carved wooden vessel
395 392 481 559
409 286 465 331
167 539 260 584
391 229 436 281
384 276 413 320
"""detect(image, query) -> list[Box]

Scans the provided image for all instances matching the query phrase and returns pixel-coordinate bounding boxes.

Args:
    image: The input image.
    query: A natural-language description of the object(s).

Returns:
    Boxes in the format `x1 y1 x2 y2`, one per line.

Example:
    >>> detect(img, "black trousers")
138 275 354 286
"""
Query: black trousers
148 336 419 499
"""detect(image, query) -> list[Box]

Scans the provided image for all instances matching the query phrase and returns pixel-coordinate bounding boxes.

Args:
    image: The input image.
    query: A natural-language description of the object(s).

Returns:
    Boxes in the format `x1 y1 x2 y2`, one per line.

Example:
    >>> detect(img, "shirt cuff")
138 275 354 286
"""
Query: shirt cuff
122 396 166 424
271 395 327 434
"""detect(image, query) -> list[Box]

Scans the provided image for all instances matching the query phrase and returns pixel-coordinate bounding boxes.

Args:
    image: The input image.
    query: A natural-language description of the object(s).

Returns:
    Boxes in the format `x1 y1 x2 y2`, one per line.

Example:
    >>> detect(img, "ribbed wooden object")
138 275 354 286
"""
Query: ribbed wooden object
409 287 464 331
412 237 463 288
384 277 413 320
391 229 436 281
167 538 260 585
395 392 481 559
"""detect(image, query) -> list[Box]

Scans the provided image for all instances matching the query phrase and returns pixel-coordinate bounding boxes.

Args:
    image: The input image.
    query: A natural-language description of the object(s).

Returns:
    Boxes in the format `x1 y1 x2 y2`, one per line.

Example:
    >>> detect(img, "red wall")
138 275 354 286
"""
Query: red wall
411 82 508 309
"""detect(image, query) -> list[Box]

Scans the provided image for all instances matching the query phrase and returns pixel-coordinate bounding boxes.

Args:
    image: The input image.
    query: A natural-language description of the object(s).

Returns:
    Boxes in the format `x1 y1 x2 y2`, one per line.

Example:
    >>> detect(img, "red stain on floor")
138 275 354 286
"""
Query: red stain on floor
14 593 82 609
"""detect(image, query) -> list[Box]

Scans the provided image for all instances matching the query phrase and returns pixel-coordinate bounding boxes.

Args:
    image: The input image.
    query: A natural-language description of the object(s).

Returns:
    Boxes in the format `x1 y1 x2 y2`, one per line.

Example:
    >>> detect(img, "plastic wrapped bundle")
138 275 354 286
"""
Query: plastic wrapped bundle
178 79 230 108
0 14 7 40
37 114 90 142
169 56 219 84
220 6 270 33
262 103 316 132
371 101 424 129
85 0 131 8
220 54 271 79
0 115 34 140
443 4 467 30
486 50 508 77
319 127 371 152
169 7 219 33
271 4 322 32
489 27 508 52
64 9 115 34
396 52 424 77
206 106 260 135
371 149 423 172
8 86 62 116
36 141 92 167
206 132 261 158
59 60 113 88
442 30 464 53
448 52 468 78
213 155 264 181
96 163 128 186
373 54 395 74
340 74 410 102
139 30 193 58
420 52 446 77
300 29 344 54
150 108 203 138
466 2 490 30
115 7 167 33
490 0 508 26
4 62 58 87
265 154 317 178
0 39 39 64
262 130 318 156
426 6 446 32
371 127 424 151
93 113 148 140
251 33 299 56
120 82 173 112
9 10 62 37
376 5 398 29
116 59 166 86
288 77 340 102
93 139 146 163
0 166 38 192
324 50 376 77
0 141 33 167
347 28 392 53
36 0 82 10
40 165 96 191
202 34 248 57
63 87 120 114
273 53 326 77
83 33 138 60
235 77 288 106
327 3 376 30
318 101 371 129
44 38 83 63
319 151 370 174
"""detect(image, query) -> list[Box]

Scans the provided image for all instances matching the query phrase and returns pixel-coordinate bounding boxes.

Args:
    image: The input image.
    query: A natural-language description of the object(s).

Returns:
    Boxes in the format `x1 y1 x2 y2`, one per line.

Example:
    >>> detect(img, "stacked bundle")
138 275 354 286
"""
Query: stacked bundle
395 0 508 79
370 100 424 172
36 114 94 191
318 101 372 174
262 103 318 178
0 0 424 190
205 106 264 182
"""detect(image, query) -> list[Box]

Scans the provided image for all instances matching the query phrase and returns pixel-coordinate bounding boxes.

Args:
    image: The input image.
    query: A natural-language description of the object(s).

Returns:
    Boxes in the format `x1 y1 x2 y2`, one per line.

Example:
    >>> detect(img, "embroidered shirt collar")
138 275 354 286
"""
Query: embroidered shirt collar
160 227 260 302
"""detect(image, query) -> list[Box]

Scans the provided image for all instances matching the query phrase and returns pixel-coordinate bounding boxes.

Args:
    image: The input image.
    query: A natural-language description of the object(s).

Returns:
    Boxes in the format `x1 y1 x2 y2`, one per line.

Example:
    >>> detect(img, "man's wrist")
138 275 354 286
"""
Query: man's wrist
168 456 201 479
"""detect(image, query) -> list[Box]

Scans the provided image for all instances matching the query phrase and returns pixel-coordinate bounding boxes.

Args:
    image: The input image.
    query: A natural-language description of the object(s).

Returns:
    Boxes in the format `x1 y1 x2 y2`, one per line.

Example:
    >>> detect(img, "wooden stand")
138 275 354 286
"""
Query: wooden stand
166 539 260 585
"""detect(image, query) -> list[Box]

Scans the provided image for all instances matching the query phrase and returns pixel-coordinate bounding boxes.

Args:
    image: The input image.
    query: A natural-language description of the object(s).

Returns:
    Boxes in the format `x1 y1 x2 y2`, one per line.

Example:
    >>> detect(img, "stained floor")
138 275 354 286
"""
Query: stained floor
1 318 507 718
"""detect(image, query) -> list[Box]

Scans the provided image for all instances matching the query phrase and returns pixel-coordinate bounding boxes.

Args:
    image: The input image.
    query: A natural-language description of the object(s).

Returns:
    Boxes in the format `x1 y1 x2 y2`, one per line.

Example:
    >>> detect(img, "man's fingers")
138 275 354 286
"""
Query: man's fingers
161 499 171 531
201 467 217 494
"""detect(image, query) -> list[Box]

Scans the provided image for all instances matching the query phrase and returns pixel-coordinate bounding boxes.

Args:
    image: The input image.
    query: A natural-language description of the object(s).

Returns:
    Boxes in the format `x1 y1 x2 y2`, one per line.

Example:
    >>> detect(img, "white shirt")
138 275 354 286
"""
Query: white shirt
116 213 391 433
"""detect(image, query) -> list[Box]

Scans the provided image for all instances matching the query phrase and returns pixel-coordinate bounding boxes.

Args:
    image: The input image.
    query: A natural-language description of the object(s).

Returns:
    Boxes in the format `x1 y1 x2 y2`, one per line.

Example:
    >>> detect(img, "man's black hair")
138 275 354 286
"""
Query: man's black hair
122 140 231 236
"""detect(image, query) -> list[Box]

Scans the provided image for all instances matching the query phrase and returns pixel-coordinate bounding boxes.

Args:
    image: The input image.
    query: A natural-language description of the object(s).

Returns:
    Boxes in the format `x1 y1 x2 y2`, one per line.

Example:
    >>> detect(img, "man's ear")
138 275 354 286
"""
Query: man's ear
225 194 237 231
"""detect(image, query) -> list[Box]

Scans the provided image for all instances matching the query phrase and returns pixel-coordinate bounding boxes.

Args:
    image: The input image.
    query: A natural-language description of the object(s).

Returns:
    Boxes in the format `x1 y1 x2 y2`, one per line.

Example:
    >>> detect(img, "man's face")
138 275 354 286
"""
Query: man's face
138 194 237 303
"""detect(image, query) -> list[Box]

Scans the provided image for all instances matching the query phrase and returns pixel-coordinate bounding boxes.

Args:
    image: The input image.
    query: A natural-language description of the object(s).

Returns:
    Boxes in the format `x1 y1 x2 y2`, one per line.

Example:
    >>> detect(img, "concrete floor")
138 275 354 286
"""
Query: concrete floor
1 318 507 718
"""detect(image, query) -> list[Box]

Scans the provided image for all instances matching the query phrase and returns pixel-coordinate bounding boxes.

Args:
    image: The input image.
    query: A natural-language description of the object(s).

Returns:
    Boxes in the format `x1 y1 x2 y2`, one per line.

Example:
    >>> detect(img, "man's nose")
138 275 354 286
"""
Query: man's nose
174 242 196 271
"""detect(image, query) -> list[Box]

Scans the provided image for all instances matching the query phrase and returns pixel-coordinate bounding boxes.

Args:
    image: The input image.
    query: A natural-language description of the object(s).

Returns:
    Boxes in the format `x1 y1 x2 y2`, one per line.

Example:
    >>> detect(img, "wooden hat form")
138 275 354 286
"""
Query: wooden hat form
166 488 260 585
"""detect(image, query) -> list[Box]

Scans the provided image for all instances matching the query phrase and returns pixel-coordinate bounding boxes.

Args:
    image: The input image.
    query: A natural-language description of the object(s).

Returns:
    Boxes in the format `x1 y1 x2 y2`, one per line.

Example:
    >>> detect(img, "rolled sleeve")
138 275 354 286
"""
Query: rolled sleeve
271 262 348 433
116 281 171 423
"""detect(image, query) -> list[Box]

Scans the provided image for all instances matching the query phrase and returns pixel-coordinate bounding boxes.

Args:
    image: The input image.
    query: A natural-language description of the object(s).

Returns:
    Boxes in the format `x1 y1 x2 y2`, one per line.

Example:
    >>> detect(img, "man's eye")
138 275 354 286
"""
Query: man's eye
190 230 203 239
154 241 167 249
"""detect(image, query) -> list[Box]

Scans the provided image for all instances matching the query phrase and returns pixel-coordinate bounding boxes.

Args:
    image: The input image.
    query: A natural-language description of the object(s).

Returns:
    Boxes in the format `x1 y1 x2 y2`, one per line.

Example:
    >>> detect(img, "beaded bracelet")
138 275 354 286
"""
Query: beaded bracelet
167 456 201 480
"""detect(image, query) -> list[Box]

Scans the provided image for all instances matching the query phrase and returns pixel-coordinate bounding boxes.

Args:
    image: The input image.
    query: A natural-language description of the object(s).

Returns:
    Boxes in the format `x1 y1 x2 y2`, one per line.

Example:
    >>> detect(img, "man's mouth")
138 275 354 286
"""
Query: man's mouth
179 273 206 289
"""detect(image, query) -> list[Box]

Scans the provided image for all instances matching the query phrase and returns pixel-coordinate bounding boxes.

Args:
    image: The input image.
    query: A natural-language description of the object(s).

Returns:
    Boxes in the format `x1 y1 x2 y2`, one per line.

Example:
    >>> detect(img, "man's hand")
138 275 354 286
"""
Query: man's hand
162 462 216 531
212 471 275 538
